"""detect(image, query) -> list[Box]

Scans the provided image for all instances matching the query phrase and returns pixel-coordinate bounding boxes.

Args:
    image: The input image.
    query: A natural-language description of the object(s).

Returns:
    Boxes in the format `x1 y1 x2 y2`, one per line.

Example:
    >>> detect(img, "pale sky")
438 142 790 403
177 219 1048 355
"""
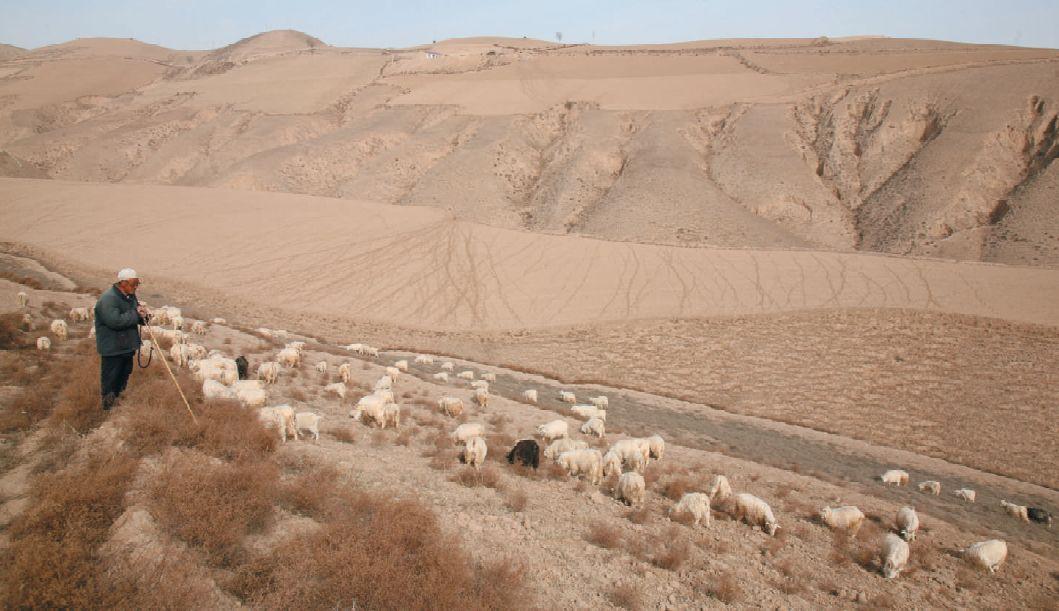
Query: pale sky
1 0 1057 51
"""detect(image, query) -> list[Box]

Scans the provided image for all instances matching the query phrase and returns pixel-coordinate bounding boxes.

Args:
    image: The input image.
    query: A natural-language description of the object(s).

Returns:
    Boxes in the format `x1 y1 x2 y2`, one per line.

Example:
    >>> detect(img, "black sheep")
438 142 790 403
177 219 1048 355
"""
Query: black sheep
506 439 540 469
236 355 249 380
1027 507 1053 527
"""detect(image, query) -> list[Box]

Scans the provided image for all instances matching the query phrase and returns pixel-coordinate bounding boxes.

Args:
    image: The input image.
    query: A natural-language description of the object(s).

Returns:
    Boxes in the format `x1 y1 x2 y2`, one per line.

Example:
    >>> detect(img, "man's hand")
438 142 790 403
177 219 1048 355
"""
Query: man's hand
136 304 150 319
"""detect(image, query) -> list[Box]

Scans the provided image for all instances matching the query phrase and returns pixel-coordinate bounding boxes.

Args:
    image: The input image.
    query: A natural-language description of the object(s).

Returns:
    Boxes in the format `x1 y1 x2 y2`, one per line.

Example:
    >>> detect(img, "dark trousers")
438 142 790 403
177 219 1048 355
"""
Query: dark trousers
100 353 134 408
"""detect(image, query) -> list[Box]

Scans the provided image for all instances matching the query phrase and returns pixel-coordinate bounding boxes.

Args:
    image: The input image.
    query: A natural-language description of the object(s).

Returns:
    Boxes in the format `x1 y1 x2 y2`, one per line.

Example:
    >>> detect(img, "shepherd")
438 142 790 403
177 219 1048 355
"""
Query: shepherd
94 268 150 410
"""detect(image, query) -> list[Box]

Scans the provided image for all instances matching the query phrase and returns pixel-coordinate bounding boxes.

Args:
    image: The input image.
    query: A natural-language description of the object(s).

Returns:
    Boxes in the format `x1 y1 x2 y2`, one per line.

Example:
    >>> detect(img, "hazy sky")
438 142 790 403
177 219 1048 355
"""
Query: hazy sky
2 0 1057 50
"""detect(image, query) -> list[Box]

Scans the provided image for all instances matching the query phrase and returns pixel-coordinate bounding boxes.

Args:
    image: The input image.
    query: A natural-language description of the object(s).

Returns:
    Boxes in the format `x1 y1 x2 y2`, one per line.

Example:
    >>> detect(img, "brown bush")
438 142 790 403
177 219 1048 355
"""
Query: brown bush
329 426 357 443
662 477 693 501
485 432 515 464
505 488 528 512
451 465 503 489
288 387 308 402
43 344 107 434
429 450 456 471
0 311 25 349
586 521 623 549
708 570 744 604
371 430 389 446
544 462 567 480
278 466 341 519
394 428 414 446
761 526 789 557
772 556 806 595
609 581 644 610
0 270 44 289
650 529 690 571
625 506 652 525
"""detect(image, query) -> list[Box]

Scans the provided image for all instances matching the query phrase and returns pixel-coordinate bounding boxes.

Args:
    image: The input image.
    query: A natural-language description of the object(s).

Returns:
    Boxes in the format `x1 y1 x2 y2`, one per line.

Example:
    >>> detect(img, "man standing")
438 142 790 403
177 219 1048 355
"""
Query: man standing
94 268 150 410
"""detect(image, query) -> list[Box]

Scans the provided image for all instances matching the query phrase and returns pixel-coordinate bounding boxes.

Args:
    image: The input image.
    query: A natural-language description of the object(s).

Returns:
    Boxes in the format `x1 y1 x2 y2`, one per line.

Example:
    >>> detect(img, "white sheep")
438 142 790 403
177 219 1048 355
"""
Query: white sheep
277 347 300 368
186 343 208 360
456 370 475 380
438 396 465 417
344 342 363 353
954 488 976 503
608 439 648 473
441 361 454 371
16 291 28 307
394 359 409 372
170 344 190 367
337 362 352 383
470 380 489 391
602 450 623 477
68 307 90 321
50 319 68 341
161 329 184 345
616 472 646 506
819 505 865 534
544 438 589 462
433 372 449 383
472 387 489 408
451 423 486 445
193 356 239 385
918 480 942 495
414 354 434 364
258 361 280 384
570 404 605 421
589 396 609 408
325 383 347 399
353 394 388 425
897 506 920 541
672 492 712 527
171 315 184 331
374 375 394 391
536 419 569 442
880 469 909 486
581 417 605 438
521 389 538 404
731 493 779 536
234 383 268 408
706 475 732 502
315 361 328 373
385 366 401 381
645 435 665 460
557 449 603 485
881 533 910 579
295 412 322 441
481 372 496 382
191 320 207 335
202 379 235 401
558 390 576 403
461 436 487 469
36 336 51 351
258 404 298 442
285 341 306 353
374 389 395 404
88 325 95 338
964 539 1008 573
211 317 226 324
1000 500 1029 522
382 403 401 429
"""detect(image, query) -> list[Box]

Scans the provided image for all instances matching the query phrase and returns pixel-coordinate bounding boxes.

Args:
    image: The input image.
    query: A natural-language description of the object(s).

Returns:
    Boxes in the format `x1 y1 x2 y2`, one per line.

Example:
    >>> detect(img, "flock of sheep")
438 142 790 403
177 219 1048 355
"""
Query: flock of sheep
16 289 1056 583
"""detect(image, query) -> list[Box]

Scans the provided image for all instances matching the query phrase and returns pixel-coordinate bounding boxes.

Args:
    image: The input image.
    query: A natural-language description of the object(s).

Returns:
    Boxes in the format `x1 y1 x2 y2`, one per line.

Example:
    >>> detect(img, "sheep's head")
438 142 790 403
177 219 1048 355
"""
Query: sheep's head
766 521 780 536
882 562 900 579
819 507 832 522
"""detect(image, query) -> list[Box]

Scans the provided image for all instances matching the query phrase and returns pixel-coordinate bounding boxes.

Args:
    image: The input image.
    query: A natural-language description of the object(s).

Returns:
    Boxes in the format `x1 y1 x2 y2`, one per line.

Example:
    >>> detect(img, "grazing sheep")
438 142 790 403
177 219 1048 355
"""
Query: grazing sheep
918 480 942 495
17 291 28 307
315 361 328 373
964 540 1008 573
646 435 665 460
374 375 394 391
954 488 976 503
897 506 920 541
285 341 306 353
170 344 191 367
706 475 732 502
234 383 268 408
277 348 300 368
386 366 401 381
414 354 434 364
1027 507 1053 527
323 383 346 399
482 372 496 382
608 439 648 473
295 412 321 441
506 439 540 469
235 356 248 380
472 387 489 408
819 506 865 535
373 389 395 404
602 451 623 478
433 372 449 383
186 343 208 360
382 403 401 429
557 449 603 485
394 359 409 372
558 390 576 403
356 397 388 428
441 361 455 371
171 316 184 331
616 472 646 506
337 362 352 383
521 389 538 404
451 423 486 445
461 437 487 468
571 404 606 421
581 417 605 438
589 396 609 408
344 342 363 353
36 336 51 351
438 396 465 418
544 438 589 462
211 317 226 324
457 370 475 380
160 329 184 345
258 404 298 442
672 492 712 527
470 380 489 391
50 319 68 341
731 493 780 536
880 469 909 486
881 533 910 579
1000 500 1029 523
193 356 239 385
191 320 207 335
202 379 235 400
258 361 280 384
536 419 569 442
69 307 91 321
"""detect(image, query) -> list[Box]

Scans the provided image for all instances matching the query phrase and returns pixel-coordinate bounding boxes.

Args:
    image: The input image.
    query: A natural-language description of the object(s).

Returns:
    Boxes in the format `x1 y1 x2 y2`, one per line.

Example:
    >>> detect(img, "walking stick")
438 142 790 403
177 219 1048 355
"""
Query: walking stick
144 323 199 425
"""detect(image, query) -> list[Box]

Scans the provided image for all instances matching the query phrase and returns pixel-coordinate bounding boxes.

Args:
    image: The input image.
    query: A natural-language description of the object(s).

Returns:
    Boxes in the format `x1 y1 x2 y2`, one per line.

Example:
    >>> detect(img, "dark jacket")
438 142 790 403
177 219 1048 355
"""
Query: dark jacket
94 284 146 357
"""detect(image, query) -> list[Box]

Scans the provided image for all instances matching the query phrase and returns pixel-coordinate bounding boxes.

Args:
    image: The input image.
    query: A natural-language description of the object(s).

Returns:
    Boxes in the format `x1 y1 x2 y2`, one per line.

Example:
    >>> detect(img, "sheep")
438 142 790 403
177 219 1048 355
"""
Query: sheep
315 361 328 373
374 375 393 391
536 419 569 442
881 533 910 579
456 370 475 380
295 412 321 441
433 372 449 383
234 382 268 408
258 361 280 384
558 390 576 403
191 320 207 335
374 389 395 404
646 435 665 460
954 488 976 503
211 317 226 324
964 540 1008 574
470 380 489 391
236 356 248 380
36 336 51 351
161 329 184 345
414 354 434 364
277 347 300 368
472 387 489 408
193 356 239 385
880 469 909 486
451 423 485 445
187 343 208 360
481 372 496 382
706 474 732 502
544 438 589 462
170 344 190 367
461 437 487 468
344 342 364 353
171 316 184 331
17 291 27 307
202 379 235 400
68 307 90 321
50 319 68 341
285 341 306 353
1027 507 1053 527
88 325 95 338
602 451 623 477
521 389 538 404
258 404 298 442
616 472 646 506
337 362 352 383
589 396 609 408
570 404 605 421
819 505 865 535
22 313 32 329
206 349 225 359
363 345 379 358
356 397 388 428
557 449 603 485
918 480 941 495
507 439 540 469
394 359 409 372
731 493 780 536
441 361 454 371
324 383 347 399
608 439 648 473
581 417 605 438
382 403 401 429
438 396 464 418
385 366 401 381
897 506 920 541
1000 500 1029 523
672 492 712 527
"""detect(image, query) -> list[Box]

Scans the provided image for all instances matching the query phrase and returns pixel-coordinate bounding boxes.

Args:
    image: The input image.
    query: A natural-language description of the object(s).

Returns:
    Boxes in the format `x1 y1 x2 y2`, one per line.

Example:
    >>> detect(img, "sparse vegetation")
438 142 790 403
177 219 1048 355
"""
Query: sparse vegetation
586 520 623 549
609 581 644 610
707 570 744 604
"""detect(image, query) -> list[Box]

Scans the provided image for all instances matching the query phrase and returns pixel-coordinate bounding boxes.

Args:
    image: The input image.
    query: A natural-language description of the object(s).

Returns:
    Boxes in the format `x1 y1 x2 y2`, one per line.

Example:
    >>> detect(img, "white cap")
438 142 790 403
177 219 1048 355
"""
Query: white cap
117 268 139 281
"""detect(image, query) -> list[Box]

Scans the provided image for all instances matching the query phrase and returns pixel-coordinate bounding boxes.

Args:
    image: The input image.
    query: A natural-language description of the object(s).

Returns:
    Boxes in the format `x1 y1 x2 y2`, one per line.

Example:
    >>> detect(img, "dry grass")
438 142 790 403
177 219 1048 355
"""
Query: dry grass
544 462 567 480
586 520 623 549
329 426 357 443
451 465 503 489
649 528 691 571
394 428 414 446
625 506 652 525
707 570 744 604
661 476 694 501
772 556 807 595
288 387 308 402
609 581 644 610
277 465 341 519
505 488 528 512
0 311 26 349
371 430 389 446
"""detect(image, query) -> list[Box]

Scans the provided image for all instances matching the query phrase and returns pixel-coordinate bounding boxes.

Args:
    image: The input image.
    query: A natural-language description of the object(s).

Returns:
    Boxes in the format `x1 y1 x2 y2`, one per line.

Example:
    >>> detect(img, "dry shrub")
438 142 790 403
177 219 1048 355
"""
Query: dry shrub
231 491 531 609
288 387 308 402
487 413 511 429
708 570 744 604
148 451 278 567
772 556 806 595
790 521 811 540
609 581 644 610
773 483 796 499
394 428 414 446
650 529 690 571
670 507 697 527
329 426 357 443
762 526 789 557
485 432 515 464
662 476 693 501
829 530 853 568
43 344 107 434
544 462 567 480
913 542 941 572
574 479 589 493
451 465 503 489
0 311 25 349
867 592 897 609
0 270 44 289
371 430 389 446
278 466 341 518
429 450 456 471
586 521 623 549
954 566 981 592
625 506 652 525
505 488 528 512
642 463 662 489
